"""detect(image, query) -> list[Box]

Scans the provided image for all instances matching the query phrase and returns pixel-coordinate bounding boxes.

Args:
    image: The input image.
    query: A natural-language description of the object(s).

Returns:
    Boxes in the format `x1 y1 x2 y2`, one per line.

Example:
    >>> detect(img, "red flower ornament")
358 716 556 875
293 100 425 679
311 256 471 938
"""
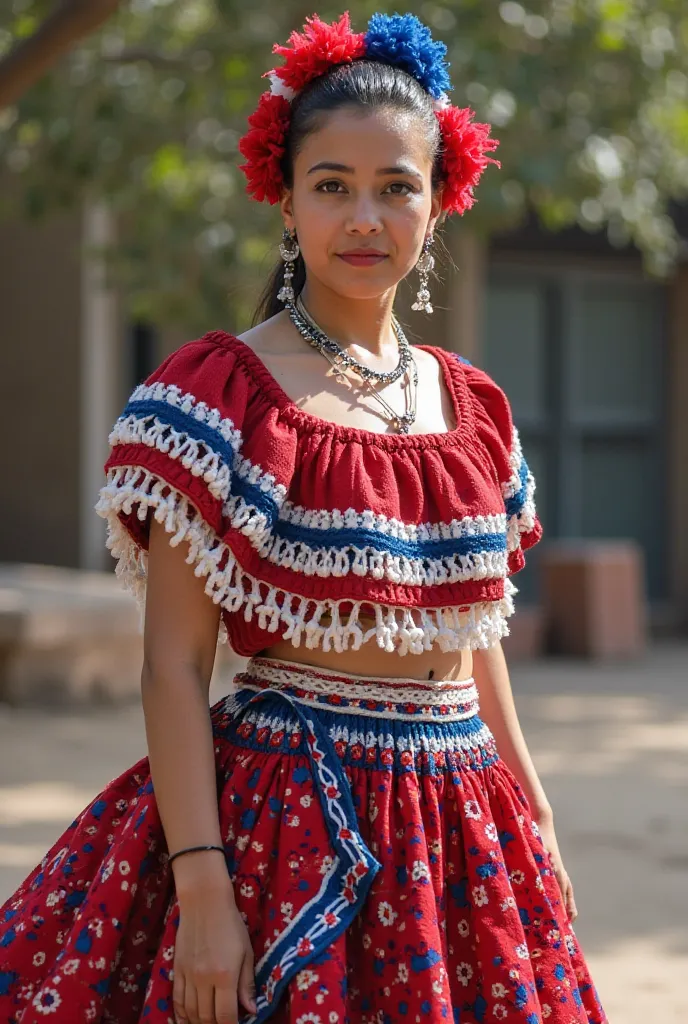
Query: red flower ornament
436 104 501 216
269 12 365 94
238 92 291 205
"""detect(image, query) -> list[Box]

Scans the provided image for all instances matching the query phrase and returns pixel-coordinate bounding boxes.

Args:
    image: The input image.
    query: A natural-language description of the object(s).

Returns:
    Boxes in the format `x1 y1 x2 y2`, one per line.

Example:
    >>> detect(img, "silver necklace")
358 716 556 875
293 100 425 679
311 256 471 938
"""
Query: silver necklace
288 296 411 386
289 297 419 434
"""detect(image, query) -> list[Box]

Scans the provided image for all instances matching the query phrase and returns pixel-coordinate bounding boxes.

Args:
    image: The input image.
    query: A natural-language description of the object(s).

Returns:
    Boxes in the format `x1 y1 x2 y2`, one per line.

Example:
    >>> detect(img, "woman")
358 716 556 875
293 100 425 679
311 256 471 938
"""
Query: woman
0 13 606 1024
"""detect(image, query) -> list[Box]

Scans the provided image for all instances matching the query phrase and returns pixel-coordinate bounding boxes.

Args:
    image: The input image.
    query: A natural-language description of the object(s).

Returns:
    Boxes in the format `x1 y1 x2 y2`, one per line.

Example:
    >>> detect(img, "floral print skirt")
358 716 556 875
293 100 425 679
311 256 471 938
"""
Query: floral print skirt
0 656 606 1024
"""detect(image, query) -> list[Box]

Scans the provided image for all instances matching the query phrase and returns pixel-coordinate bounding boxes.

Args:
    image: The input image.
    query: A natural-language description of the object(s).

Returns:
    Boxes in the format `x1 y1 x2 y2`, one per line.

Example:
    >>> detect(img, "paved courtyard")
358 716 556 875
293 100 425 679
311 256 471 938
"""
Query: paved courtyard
1 644 686 1022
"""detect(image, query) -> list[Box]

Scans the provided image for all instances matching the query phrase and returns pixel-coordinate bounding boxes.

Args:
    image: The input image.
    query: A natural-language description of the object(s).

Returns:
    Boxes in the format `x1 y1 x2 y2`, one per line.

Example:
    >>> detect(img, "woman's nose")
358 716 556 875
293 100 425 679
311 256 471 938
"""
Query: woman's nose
346 196 383 234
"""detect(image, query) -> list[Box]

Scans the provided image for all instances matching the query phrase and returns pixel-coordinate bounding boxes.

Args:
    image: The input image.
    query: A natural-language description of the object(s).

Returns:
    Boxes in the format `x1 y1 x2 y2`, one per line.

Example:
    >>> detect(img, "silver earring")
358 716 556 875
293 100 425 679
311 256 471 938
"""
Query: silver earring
412 235 435 314
278 229 300 305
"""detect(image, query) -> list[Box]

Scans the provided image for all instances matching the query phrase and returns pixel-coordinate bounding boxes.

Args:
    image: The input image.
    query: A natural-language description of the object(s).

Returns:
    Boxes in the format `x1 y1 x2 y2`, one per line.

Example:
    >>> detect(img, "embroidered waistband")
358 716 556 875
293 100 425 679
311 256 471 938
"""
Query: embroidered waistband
240 656 480 722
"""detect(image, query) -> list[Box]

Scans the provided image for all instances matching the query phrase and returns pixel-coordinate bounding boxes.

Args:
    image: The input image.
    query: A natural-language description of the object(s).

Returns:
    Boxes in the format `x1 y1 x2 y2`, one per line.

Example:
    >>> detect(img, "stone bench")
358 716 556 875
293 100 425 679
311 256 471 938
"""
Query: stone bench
0 563 245 705
0 564 147 704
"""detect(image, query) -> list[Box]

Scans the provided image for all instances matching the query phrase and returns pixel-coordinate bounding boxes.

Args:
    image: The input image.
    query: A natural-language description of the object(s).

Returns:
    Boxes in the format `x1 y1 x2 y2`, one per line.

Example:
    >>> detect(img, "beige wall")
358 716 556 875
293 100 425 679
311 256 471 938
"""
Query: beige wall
0 198 83 567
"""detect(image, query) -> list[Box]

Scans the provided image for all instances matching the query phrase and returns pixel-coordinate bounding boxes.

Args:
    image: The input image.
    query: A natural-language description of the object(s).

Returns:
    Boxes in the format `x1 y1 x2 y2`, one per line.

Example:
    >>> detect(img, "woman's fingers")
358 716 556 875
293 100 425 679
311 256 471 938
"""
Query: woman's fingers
184 980 200 1024
238 949 257 1015
215 977 239 1024
566 877 578 923
173 970 187 1024
196 976 219 1024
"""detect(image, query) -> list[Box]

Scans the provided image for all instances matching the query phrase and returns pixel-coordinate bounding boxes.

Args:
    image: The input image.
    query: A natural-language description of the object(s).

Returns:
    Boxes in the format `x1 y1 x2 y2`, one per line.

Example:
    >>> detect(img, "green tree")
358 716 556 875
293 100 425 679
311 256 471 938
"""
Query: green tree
0 1 122 109
1 0 686 331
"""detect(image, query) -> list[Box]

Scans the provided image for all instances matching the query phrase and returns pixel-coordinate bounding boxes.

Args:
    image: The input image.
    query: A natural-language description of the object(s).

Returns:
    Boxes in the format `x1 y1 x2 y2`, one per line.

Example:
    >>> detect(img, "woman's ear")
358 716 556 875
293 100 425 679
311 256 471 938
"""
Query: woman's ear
428 188 444 235
280 189 295 232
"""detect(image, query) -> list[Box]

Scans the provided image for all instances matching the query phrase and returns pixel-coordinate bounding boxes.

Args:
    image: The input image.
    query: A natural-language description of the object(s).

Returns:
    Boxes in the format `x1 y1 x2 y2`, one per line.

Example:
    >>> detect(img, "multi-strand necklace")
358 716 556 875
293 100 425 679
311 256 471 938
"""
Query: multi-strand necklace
286 296 419 434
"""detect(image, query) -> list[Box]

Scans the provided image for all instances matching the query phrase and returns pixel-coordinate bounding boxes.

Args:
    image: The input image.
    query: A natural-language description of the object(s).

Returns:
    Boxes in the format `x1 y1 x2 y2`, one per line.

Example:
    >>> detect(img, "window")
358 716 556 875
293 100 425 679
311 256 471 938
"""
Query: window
483 264 668 602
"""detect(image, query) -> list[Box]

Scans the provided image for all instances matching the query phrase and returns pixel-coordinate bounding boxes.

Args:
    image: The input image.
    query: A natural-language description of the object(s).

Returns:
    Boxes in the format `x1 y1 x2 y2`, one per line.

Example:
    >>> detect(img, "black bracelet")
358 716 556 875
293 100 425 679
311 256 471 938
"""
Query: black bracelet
168 844 226 866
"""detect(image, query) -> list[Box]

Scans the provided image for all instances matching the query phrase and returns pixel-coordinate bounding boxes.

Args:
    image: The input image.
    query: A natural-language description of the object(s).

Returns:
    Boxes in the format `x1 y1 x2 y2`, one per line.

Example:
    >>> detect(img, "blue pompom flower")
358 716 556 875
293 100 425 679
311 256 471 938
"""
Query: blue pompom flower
364 12 452 99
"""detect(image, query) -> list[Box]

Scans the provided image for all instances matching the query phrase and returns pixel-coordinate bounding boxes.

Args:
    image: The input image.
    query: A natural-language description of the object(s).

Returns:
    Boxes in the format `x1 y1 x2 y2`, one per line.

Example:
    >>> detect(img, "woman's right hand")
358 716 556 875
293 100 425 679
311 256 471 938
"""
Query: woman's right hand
172 873 256 1024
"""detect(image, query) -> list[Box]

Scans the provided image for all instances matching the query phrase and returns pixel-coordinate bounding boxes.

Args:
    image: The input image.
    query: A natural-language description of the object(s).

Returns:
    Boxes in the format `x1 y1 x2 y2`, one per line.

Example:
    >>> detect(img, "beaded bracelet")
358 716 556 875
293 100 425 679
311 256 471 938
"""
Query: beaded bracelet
168 844 226 867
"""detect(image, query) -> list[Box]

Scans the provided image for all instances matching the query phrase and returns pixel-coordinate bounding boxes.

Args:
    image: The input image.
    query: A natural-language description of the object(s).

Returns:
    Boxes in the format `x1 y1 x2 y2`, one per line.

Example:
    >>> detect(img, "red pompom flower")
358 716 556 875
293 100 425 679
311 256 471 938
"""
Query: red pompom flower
238 92 291 205
435 105 500 215
269 12 365 93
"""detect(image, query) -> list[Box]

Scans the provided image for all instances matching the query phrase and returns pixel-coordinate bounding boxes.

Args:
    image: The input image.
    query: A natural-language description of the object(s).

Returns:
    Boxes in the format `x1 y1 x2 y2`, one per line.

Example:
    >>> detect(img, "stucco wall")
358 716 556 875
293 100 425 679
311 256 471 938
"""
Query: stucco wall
0 194 82 567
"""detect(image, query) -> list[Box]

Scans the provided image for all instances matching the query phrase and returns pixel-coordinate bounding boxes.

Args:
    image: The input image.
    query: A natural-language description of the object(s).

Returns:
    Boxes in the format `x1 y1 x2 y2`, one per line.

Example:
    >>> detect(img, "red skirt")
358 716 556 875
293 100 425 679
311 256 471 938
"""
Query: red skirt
0 657 606 1024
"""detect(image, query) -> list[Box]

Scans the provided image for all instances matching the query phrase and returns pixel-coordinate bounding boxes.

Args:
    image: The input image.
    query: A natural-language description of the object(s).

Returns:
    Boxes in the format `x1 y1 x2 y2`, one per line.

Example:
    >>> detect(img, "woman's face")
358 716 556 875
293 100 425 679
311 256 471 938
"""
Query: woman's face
281 106 442 301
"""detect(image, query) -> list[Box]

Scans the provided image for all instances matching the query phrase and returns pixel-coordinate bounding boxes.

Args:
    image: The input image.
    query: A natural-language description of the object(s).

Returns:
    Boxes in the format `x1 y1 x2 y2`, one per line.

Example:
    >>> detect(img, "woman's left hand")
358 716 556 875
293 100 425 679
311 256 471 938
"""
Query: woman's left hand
537 811 578 923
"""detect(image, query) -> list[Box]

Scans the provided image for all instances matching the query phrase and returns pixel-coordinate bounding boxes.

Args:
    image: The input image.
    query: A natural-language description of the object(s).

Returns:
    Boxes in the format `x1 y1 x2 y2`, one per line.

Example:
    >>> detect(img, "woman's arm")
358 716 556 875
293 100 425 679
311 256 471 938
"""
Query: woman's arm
143 518 256 1023
473 641 577 921
142 517 226 893
472 641 550 819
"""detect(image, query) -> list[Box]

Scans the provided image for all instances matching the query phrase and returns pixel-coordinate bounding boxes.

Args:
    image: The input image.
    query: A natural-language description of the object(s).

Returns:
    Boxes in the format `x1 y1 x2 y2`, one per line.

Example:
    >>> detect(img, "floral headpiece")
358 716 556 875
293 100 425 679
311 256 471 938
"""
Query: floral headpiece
238 12 500 216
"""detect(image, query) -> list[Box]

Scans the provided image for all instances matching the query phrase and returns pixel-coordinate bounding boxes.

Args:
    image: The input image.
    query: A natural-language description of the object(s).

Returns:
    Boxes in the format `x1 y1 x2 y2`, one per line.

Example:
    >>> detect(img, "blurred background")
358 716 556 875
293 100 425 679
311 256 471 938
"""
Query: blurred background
0 2 686 1021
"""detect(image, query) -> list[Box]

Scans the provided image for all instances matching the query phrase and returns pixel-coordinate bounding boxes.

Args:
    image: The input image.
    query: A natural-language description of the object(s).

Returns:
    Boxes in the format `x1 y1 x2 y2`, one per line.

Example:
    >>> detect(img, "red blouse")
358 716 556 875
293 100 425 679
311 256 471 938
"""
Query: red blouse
97 332 541 656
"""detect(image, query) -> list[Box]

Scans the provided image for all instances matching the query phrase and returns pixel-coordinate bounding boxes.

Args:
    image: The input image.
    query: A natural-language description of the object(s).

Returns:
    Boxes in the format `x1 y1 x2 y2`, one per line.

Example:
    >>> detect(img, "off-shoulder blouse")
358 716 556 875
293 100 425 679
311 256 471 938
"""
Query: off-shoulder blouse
96 332 541 657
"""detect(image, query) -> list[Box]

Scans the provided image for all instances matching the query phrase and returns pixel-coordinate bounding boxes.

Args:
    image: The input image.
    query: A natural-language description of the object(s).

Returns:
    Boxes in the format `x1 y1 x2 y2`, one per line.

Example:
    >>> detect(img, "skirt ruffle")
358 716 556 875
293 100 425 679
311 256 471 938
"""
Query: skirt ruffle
0 660 606 1024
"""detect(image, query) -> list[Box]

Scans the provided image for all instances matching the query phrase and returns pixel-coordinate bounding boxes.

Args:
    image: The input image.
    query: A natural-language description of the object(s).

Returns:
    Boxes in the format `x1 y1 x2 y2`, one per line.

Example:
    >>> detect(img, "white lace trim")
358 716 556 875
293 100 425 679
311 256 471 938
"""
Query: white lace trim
224 695 495 752
235 687 479 722
110 381 245 503
111 404 509 587
502 427 538 553
241 660 480 719
96 467 516 655
121 381 243 446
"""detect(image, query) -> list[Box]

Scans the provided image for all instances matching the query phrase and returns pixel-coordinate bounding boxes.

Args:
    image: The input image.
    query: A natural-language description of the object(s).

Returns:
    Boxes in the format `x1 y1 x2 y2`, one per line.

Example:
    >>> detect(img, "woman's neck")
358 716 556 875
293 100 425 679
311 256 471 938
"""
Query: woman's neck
298 280 398 361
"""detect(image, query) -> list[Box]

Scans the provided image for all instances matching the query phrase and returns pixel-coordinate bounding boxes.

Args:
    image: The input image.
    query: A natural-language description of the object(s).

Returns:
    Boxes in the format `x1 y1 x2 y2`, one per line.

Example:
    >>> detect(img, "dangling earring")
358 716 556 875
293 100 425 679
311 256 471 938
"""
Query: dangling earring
278 228 300 305
412 235 435 314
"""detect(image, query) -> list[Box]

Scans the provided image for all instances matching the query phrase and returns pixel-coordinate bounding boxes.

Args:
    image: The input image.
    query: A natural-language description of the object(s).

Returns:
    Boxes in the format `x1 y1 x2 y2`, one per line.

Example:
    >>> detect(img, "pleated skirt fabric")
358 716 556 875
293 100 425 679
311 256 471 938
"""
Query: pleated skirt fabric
0 657 606 1024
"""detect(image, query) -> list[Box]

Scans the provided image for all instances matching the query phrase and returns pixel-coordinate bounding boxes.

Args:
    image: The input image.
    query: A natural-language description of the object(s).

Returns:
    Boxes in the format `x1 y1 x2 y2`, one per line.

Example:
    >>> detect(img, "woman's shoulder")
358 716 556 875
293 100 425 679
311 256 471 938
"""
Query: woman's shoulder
137 329 289 425
416 345 515 446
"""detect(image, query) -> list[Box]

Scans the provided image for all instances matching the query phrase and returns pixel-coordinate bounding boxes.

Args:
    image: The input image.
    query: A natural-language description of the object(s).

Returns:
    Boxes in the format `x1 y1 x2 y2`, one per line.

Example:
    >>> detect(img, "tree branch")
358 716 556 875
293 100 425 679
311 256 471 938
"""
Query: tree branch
0 0 122 109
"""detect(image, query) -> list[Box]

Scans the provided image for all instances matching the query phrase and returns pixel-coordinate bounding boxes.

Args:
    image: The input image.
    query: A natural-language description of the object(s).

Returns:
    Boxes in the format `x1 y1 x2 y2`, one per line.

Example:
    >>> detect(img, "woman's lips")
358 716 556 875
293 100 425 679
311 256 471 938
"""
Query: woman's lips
337 251 388 267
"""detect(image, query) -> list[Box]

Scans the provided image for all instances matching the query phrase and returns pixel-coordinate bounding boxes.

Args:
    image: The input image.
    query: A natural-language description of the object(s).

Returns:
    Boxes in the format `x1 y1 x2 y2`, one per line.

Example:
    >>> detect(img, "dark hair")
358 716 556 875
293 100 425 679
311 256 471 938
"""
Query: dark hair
252 59 442 325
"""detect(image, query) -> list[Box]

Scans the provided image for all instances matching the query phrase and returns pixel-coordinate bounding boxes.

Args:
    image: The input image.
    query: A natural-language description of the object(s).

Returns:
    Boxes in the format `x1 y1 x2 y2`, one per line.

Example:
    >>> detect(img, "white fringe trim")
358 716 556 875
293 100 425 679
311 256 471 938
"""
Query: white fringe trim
242 494 508 588
502 427 538 553
110 382 245 503
96 468 517 656
502 426 526 501
111 403 509 586
278 501 506 542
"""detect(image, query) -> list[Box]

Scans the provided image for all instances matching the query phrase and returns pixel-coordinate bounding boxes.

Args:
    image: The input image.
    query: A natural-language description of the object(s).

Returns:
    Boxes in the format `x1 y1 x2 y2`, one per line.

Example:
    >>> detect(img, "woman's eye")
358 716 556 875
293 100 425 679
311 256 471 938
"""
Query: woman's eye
316 180 345 194
384 182 415 196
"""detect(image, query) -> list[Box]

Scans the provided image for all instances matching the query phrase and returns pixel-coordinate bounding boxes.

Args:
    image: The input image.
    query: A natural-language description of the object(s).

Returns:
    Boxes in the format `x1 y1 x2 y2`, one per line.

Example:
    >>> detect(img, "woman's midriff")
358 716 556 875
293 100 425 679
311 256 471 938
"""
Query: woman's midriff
259 613 474 682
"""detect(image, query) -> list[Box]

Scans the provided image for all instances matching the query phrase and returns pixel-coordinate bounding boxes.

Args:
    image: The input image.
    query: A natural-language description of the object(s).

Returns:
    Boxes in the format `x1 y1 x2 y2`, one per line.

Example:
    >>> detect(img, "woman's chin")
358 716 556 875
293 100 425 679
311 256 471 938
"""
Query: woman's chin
321 278 404 303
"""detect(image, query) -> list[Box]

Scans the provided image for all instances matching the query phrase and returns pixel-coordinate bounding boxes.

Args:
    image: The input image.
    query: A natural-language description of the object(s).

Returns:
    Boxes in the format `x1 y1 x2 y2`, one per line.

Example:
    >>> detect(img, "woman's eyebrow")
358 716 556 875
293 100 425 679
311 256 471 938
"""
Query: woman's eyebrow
307 160 423 179
307 161 354 175
378 163 423 179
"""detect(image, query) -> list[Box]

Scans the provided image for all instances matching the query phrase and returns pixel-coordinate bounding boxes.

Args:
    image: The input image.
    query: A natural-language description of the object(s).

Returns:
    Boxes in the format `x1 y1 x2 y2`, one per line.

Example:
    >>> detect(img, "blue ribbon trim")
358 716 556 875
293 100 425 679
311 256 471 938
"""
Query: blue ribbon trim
121 397 509 562
504 458 531 520
229 689 381 1024
122 399 238 468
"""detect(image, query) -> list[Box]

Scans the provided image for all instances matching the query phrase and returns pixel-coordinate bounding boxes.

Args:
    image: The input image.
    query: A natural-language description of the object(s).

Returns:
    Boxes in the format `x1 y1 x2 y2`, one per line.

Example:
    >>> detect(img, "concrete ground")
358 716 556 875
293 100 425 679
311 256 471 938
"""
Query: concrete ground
1 643 686 1022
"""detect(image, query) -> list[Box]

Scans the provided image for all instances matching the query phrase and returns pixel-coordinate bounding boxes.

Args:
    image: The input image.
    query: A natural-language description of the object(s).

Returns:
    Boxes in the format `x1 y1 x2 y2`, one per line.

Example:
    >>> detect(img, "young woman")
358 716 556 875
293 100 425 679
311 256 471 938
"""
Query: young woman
0 13 607 1024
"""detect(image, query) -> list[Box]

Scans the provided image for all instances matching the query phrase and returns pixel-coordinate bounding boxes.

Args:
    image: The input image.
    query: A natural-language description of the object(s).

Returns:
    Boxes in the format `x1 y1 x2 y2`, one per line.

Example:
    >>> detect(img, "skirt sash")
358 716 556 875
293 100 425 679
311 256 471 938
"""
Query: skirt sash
224 657 484 1020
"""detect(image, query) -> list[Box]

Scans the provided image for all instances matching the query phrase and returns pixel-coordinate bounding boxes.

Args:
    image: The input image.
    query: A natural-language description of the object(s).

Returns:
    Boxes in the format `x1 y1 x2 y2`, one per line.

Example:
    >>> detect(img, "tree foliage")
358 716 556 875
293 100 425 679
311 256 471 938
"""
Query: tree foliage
1 0 687 331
